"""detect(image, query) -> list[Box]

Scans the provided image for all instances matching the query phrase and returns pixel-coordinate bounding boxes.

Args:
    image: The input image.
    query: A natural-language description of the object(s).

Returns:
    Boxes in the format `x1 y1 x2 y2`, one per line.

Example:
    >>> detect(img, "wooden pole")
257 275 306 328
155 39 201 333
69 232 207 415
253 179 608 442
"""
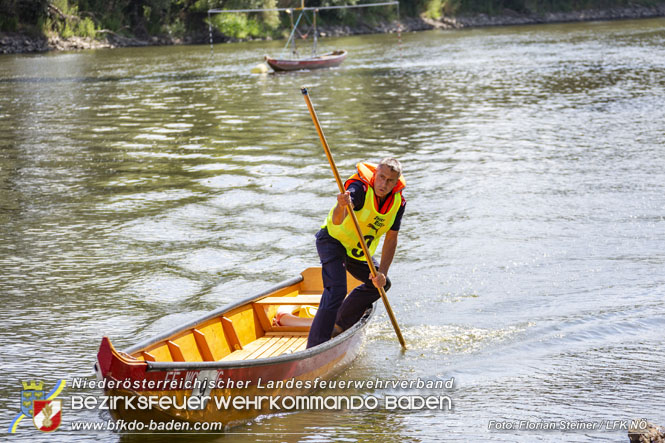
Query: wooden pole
301 87 407 349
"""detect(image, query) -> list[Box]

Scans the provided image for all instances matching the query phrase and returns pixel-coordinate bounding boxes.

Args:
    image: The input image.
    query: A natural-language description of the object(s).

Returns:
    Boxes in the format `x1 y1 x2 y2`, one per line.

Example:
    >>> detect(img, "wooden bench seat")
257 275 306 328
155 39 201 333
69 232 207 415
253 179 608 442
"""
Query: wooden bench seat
220 334 308 361
253 293 322 306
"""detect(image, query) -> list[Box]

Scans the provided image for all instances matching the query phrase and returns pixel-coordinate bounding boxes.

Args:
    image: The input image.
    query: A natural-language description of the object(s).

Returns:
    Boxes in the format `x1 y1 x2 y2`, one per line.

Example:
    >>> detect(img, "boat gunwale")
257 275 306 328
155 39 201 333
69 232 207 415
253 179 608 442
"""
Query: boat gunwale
117 271 373 371
265 50 347 64
143 305 373 371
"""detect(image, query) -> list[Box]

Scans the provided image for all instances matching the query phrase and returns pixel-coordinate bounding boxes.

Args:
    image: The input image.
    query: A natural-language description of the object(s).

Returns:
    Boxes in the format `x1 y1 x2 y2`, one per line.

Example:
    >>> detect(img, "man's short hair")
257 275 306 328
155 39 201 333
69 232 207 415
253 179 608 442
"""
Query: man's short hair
378 158 402 176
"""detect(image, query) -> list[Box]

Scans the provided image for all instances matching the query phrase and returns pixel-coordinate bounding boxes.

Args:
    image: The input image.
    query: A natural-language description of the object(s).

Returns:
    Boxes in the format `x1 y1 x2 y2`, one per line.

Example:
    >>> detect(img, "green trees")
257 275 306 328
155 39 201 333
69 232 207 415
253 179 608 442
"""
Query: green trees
1 0 661 41
0 0 48 33
414 0 657 16
208 0 282 40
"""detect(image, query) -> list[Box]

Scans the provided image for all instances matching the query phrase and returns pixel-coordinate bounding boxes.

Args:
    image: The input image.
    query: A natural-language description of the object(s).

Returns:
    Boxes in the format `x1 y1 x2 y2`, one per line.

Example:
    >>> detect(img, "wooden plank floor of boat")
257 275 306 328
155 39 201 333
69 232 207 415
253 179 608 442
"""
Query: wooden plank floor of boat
220 332 308 361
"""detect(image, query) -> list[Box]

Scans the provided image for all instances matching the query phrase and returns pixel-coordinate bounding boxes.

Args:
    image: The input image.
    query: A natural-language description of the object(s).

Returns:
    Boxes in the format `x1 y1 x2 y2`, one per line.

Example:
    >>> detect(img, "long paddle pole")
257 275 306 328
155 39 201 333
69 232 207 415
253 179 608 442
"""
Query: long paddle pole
301 87 407 349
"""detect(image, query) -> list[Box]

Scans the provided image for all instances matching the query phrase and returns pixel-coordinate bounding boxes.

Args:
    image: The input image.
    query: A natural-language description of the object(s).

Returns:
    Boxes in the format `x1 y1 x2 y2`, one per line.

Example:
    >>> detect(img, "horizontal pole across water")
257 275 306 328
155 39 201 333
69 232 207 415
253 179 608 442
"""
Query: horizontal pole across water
208 1 398 14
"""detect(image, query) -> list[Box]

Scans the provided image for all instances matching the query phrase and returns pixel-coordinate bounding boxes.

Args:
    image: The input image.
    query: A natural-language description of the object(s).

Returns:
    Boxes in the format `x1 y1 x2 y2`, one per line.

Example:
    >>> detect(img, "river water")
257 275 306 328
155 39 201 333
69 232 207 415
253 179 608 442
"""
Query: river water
1 17 664 441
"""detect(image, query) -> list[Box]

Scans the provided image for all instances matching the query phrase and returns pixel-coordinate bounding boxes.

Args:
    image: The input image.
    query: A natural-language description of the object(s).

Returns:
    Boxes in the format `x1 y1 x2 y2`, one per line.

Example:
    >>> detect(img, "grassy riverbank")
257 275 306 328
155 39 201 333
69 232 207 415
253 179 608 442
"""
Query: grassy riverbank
1 0 664 54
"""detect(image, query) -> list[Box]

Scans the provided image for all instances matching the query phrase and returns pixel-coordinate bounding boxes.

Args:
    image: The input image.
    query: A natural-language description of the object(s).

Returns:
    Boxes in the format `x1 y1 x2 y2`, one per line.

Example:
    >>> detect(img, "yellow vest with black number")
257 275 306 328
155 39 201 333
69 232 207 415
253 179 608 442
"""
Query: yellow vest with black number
323 164 404 261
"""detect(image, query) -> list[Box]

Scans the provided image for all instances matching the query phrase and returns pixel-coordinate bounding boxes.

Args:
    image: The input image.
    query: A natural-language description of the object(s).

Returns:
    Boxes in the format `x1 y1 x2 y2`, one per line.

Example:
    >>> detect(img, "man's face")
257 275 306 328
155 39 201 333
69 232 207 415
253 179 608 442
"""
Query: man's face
373 164 401 199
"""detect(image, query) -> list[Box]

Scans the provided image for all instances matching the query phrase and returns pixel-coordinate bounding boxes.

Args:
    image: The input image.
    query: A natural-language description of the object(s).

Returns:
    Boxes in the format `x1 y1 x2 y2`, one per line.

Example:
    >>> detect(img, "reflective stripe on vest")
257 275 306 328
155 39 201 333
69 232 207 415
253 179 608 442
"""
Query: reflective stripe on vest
323 185 402 260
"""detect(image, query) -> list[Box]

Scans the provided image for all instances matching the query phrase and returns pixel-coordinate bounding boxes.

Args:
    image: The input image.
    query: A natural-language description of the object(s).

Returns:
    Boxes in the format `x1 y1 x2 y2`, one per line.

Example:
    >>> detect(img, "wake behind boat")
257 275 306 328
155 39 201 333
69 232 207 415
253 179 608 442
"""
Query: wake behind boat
95 268 372 428
265 50 347 72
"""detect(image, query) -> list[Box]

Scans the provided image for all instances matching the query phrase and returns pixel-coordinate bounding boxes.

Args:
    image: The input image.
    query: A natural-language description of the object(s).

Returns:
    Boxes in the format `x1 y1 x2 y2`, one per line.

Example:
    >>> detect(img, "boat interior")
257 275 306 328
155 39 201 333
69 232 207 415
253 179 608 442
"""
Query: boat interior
121 268 362 363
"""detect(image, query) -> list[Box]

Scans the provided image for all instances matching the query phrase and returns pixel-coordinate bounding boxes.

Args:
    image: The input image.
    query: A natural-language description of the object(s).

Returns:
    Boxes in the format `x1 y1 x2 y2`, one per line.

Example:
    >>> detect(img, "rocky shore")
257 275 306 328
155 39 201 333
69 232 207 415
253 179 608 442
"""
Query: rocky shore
0 30 184 54
1 3 664 55
629 421 665 443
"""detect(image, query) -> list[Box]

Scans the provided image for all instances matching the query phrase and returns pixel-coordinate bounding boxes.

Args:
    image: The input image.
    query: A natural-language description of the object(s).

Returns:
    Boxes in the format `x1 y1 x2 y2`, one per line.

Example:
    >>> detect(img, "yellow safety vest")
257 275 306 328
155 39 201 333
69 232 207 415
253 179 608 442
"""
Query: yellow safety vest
324 178 403 261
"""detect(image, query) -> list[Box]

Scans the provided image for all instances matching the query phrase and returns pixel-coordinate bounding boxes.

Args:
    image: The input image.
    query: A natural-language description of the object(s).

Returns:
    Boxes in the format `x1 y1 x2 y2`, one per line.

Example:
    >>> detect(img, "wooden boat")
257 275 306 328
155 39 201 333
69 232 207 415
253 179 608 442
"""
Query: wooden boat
208 3 398 73
264 50 347 72
95 267 371 429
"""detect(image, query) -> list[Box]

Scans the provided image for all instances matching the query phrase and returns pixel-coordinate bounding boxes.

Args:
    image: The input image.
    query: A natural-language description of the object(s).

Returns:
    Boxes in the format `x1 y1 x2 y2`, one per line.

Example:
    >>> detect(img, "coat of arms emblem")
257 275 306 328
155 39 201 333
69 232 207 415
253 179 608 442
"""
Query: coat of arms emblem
9 379 66 433
20 381 45 417
33 399 62 432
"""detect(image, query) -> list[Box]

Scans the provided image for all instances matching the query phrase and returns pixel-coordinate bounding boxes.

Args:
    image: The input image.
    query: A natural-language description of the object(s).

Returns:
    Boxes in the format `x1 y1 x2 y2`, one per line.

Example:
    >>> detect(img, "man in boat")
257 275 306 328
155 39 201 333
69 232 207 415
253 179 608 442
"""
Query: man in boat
307 158 406 348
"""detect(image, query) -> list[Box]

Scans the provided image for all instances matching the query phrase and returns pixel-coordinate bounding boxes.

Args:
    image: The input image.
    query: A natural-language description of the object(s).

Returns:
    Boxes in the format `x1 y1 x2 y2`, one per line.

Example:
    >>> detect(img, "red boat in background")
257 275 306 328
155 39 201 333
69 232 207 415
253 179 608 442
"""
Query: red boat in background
265 50 347 72
207 2 399 74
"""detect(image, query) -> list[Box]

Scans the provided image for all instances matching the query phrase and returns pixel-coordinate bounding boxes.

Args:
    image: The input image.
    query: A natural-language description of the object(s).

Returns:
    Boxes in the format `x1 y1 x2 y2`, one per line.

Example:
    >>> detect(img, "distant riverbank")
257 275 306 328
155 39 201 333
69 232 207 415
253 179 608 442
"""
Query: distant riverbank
2 4 664 55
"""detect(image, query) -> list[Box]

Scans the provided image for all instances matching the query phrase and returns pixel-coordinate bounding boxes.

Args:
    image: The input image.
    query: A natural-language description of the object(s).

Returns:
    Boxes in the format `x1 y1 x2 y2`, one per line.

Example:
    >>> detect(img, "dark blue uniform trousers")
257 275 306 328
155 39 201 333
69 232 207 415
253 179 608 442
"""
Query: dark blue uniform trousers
307 228 391 348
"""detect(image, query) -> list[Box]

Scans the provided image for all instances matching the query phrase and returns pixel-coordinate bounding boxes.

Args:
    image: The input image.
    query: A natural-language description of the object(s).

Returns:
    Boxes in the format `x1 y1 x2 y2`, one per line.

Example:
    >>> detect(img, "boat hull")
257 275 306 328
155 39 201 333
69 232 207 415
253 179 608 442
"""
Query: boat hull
265 50 347 72
95 269 372 429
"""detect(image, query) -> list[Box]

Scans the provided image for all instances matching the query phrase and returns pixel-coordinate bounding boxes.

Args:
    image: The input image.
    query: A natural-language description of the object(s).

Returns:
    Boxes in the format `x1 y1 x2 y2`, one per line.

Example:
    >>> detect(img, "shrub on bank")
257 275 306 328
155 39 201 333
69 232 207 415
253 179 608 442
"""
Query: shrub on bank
2 0 664 47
